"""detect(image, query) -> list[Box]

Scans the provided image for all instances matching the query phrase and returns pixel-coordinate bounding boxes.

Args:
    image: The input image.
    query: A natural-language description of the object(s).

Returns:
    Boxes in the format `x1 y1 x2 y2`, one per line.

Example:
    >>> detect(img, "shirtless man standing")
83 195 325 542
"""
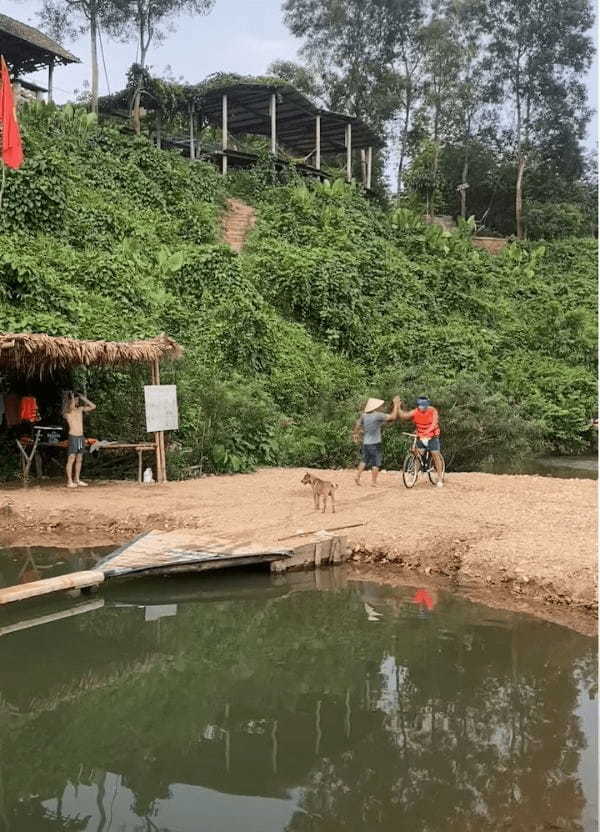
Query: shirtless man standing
63 392 96 488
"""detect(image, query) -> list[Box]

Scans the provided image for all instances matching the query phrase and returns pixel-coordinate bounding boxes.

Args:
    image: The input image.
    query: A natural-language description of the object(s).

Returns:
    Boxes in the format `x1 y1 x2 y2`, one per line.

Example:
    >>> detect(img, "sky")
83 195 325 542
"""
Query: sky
3 0 598 152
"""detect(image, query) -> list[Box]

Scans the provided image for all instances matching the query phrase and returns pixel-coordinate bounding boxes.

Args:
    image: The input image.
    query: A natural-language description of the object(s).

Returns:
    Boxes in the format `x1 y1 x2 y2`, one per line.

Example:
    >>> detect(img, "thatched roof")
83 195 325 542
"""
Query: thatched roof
0 333 183 375
0 13 80 75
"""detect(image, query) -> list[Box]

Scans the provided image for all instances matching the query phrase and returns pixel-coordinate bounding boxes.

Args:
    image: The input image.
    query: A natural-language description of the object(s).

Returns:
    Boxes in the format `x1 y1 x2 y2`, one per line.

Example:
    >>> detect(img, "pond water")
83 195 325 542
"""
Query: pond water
0 549 597 832
482 456 597 480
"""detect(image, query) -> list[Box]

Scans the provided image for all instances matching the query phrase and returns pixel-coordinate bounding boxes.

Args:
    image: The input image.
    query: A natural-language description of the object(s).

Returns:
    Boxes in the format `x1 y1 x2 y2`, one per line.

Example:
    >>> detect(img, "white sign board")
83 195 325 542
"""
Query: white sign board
144 385 179 433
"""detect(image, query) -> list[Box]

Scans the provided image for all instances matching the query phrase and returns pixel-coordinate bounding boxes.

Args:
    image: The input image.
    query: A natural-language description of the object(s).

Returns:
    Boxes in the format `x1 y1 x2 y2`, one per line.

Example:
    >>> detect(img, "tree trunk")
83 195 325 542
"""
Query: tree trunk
89 4 99 114
397 86 412 195
515 154 526 239
460 152 469 219
460 110 471 219
132 5 147 135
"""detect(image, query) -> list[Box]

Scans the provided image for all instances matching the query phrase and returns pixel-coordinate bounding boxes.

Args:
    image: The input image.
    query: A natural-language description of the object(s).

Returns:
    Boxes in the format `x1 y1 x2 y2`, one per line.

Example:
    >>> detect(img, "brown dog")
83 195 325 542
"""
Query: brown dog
301 473 338 513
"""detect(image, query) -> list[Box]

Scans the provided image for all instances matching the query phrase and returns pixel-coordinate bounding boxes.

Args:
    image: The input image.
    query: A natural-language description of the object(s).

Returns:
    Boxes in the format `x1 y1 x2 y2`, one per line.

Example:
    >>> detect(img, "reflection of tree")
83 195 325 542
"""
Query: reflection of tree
0 585 595 831
1 800 90 831
285 608 591 832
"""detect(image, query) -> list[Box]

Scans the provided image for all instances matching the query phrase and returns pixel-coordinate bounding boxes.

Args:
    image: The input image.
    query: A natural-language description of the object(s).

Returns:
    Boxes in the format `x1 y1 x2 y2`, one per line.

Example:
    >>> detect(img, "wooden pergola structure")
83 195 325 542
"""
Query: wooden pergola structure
0 333 182 483
0 13 79 102
157 82 383 188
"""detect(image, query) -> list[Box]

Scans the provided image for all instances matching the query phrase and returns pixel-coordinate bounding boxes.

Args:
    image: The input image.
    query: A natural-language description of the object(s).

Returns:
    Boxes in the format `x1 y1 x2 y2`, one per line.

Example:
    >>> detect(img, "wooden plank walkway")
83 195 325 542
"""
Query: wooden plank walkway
0 530 292 605
96 529 292 578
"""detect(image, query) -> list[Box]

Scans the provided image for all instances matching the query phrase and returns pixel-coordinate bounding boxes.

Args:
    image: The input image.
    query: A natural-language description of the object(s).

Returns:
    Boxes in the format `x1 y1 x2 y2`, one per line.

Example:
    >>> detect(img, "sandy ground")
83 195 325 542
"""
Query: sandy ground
0 468 596 626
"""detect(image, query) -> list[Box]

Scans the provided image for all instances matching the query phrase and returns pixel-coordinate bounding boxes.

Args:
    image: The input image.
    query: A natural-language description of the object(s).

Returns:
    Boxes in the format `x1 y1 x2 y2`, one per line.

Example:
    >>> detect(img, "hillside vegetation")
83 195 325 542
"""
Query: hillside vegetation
0 104 596 478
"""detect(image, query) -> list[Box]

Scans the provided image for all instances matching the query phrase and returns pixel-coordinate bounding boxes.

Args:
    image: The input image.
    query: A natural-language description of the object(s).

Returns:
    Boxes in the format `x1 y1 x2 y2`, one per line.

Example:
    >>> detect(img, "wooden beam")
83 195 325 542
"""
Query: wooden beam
47 58 54 103
222 93 228 175
270 92 277 154
367 146 373 189
345 123 352 182
152 358 168 483
315 114 321 169
150 361 162 483
189 103 195 160
0 571 105 606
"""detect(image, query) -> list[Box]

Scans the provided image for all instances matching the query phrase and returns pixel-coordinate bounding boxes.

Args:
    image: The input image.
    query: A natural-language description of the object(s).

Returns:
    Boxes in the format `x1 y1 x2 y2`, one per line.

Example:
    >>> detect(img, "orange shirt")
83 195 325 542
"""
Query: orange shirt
410 407 440 438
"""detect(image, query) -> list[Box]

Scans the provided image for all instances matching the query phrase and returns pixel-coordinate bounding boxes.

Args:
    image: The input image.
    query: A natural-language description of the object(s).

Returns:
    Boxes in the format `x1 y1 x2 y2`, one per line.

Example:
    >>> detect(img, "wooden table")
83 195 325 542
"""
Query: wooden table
94 442 158 482
16 438 157 484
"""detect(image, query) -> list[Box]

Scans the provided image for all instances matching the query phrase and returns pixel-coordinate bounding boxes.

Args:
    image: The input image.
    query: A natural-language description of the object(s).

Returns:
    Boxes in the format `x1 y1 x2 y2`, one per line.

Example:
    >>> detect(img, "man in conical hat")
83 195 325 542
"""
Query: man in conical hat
354 396 400 486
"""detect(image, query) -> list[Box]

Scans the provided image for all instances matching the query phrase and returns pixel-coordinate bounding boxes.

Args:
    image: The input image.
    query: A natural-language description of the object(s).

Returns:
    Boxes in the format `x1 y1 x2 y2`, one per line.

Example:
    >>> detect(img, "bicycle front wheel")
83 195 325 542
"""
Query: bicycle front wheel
428 454 446 485
402 452 420 488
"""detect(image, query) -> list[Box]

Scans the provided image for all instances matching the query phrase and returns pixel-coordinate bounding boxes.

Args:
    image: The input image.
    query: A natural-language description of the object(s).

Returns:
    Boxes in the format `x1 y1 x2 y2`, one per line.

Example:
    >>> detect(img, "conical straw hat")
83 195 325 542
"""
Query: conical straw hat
364 398 385 413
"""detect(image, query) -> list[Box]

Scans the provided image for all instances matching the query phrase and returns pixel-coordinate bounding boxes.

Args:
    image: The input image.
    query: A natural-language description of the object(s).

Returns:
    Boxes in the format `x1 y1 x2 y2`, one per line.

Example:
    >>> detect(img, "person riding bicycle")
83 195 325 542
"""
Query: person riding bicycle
397 396 445 487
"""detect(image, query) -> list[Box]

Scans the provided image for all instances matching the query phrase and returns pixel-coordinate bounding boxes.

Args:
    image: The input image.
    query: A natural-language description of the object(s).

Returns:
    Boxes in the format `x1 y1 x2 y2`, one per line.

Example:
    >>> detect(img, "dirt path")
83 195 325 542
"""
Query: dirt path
0 468 596 625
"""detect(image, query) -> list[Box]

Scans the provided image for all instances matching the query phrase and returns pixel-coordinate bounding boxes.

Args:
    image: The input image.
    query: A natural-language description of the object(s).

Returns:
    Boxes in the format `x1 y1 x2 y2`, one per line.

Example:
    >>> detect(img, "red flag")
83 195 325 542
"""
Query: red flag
0 56 24 170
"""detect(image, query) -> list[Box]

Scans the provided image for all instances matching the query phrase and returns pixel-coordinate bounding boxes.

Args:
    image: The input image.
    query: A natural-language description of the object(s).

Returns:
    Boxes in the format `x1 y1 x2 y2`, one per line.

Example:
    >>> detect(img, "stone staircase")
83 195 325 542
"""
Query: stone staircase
221 198 256 252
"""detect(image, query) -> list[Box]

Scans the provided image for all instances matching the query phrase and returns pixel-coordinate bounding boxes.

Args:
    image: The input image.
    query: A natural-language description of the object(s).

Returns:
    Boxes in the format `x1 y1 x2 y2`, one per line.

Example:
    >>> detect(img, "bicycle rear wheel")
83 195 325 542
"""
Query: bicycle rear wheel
402 452 420 488
428 454 446 485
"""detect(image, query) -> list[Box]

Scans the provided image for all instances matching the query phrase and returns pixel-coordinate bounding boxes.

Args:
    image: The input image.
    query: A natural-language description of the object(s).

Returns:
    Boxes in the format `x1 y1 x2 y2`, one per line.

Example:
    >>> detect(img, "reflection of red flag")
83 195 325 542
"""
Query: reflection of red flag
412 589 435 611
0 56 24 169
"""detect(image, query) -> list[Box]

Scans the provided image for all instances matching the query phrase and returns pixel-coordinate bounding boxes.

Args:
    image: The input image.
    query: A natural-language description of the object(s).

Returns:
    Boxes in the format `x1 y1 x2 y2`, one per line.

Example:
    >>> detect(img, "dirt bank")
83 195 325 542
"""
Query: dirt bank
0 468 596 626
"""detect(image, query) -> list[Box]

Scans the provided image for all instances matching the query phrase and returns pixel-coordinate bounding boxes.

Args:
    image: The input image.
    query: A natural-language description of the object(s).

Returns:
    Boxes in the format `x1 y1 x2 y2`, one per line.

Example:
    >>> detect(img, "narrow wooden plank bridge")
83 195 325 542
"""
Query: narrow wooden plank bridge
0 526 351 608
0 529 293 606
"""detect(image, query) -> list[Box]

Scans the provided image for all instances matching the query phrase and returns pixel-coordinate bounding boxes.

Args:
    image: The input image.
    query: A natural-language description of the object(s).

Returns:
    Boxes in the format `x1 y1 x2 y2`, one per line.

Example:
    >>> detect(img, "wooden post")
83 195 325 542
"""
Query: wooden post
367 146 373 189
222 93 228 175
155 111 162 149
189 103 195 160
152 359 168 483
47 59 54 103
270 92 277 155
160 430 167 482
345 123 352 182
315 114 321 170
360 149 367 186
150 362 162 483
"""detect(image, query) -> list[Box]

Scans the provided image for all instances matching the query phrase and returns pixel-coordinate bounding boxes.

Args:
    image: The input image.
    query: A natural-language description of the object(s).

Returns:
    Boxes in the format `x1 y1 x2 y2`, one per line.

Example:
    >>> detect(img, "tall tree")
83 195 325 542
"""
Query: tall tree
482 0 594 237
39 0 126 112
282 0 402 131
417 16 462 206
379 0 425 194
119 0 215 133
432 0 488 218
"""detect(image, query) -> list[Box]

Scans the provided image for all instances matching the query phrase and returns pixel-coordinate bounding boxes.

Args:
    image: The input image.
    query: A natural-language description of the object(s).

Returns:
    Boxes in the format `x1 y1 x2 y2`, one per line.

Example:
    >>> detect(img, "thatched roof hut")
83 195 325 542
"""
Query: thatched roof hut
0 13 80 75
0 333 183 376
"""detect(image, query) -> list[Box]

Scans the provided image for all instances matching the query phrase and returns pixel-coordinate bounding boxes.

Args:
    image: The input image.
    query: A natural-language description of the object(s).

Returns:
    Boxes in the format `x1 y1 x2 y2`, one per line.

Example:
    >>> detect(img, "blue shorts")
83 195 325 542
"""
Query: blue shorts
362 443 382 469
417 437 441 452
68 435 86 455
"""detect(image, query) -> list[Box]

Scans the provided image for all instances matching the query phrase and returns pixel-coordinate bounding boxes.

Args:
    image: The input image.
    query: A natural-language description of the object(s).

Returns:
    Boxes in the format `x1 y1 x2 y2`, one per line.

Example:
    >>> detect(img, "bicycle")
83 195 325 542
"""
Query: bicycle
401 433 446 488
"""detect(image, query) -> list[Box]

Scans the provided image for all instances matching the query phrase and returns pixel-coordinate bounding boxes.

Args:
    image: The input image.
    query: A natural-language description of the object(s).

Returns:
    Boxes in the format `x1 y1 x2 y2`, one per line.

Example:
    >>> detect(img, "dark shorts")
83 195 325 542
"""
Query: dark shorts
362 443 382 469
68 435 86 456
416 437 441 452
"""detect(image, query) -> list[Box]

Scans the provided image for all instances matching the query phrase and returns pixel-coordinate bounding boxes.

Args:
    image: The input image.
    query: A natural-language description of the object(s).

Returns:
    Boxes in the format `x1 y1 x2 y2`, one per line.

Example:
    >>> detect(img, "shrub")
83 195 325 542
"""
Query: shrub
0 109 595 480
525 202 588 240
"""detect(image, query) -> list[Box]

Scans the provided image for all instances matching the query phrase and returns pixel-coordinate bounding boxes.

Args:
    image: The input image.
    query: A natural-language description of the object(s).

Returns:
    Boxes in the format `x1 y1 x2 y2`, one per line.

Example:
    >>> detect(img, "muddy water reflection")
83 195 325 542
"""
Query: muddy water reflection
0 566 596 832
